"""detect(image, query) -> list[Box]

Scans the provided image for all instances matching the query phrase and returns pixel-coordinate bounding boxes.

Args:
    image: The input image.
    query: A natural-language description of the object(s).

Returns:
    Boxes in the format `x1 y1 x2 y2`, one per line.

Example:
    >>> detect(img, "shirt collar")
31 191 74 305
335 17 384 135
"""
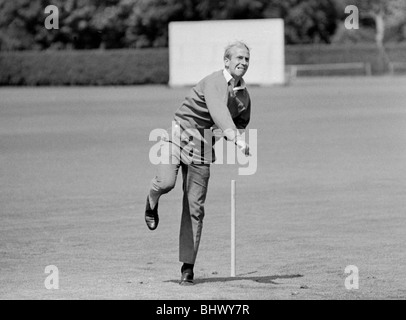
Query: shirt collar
223 69 246 91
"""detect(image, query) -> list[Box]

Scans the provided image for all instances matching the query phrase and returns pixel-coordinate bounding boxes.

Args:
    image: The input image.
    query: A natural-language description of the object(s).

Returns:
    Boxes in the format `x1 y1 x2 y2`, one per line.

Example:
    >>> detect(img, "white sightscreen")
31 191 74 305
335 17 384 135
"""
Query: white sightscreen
168 19 285 86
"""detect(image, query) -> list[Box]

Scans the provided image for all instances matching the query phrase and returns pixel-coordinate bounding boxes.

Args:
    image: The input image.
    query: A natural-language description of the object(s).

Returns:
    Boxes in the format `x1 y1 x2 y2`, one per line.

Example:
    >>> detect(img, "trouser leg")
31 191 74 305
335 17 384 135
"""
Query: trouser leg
179 162 210 264
148 142 180 208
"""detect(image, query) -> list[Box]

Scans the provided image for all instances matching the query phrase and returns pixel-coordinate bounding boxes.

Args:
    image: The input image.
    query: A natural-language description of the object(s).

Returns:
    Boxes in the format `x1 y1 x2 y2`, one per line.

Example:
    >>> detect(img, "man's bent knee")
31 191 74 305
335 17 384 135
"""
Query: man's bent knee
152 178 176 195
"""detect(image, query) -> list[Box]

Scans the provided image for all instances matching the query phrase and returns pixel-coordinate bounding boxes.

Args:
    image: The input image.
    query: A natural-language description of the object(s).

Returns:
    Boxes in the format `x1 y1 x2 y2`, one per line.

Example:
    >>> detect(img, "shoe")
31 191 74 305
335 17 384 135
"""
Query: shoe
145 196 159 230
179 268 194 286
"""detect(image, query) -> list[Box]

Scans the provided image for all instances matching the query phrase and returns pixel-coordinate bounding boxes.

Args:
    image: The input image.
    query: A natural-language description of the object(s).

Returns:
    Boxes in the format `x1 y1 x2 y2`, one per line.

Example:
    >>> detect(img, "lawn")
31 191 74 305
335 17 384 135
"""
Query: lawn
1 76 405 300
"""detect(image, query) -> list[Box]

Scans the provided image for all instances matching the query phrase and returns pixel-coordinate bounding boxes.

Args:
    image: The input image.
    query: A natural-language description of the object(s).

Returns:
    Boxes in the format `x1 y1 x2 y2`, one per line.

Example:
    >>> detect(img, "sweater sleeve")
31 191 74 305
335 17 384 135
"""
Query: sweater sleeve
203 78 241 142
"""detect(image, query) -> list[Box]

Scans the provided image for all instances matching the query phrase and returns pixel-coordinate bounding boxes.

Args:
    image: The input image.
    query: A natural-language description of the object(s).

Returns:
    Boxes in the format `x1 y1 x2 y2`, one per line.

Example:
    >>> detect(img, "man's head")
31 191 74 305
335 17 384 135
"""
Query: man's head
224 41 250 81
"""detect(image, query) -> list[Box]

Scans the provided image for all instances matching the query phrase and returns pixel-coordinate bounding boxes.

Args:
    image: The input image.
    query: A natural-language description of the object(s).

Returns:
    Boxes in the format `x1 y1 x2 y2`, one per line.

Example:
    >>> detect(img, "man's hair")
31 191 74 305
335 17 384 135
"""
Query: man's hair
223 41 250 60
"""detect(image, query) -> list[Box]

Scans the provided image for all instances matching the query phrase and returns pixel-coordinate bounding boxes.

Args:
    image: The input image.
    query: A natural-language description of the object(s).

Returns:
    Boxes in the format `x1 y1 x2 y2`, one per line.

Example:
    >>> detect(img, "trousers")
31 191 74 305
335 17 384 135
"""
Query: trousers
149 141 210 264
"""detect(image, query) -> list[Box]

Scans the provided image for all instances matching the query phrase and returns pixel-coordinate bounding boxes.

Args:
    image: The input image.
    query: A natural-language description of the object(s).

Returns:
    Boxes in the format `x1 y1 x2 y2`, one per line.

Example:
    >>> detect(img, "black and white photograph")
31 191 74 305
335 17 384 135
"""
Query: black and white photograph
1 0 405 306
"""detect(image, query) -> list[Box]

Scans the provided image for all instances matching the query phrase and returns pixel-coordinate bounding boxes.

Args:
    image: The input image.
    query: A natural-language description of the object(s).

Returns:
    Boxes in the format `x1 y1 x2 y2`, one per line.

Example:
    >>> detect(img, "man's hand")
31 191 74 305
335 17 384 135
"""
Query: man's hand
236 140 251 156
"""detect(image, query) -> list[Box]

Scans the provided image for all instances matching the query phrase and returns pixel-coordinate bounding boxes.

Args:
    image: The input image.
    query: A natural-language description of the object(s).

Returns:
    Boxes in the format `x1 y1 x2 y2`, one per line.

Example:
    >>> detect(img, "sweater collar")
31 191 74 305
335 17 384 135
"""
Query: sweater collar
223 69 246 91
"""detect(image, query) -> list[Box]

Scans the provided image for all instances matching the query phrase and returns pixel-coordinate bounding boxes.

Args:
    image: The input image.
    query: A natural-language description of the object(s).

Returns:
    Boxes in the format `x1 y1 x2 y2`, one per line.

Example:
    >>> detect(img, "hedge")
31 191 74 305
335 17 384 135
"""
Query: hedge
0 48 169 86
1 44 405 86
285 43 406 64
285 43 406 74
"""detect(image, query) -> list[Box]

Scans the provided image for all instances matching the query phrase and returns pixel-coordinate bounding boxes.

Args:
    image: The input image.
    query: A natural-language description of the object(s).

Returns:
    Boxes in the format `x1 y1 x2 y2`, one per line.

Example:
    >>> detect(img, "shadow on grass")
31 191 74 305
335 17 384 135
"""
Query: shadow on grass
165 273 303 285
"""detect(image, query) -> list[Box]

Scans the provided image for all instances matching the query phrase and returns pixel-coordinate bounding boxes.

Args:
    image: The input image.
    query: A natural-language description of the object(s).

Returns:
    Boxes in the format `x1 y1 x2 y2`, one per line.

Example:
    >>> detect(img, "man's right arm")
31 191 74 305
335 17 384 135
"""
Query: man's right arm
203 79 250 155
203 79 241 143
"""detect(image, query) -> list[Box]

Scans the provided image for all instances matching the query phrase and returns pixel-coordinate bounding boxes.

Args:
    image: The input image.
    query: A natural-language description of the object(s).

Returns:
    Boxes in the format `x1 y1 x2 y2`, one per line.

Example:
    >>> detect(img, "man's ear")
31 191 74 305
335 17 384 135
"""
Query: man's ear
224 57 230 68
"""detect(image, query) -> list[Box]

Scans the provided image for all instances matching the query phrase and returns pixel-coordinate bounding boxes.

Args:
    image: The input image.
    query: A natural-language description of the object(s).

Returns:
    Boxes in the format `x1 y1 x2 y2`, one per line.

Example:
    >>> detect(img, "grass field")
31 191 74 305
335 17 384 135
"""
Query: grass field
1 76 406 300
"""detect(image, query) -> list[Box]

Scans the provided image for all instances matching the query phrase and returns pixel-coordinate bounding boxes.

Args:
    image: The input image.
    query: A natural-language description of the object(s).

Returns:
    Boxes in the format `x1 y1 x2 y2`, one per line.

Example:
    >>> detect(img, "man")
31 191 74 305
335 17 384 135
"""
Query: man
145 41 251 285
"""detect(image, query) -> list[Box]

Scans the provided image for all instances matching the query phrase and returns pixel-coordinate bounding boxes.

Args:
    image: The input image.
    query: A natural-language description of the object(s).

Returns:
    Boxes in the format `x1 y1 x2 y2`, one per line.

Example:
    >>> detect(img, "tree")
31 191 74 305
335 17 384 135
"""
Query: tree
336 0 406 71
269 0 340 44
194 0 341 44
124 0 268 48
1 0 390 50
0 0 49 50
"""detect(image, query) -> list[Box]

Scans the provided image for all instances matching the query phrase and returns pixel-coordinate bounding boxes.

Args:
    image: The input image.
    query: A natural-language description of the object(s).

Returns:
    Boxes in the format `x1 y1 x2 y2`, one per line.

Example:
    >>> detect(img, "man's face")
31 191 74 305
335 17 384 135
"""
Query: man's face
225 46 250 80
